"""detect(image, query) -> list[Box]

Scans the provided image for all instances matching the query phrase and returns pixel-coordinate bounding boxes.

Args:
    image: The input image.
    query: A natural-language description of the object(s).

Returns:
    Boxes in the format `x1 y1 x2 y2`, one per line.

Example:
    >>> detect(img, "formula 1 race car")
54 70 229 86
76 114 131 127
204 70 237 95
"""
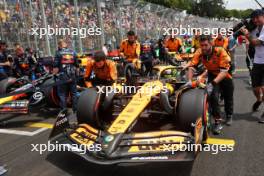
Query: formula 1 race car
159 52 194 66
49 74 209 164
0 74 54 113
152 65 186 81
107 55 126 77
167 52 194 67
124 64 187 87
0 74 68 113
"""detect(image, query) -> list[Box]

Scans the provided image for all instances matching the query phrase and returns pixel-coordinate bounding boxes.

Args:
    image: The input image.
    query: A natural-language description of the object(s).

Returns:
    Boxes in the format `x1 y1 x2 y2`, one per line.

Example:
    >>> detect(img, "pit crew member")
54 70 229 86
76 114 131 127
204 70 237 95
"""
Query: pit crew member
119 30 141 63
53 39 79 112
84 51 117 88
185 35 234 134
165 35 183 52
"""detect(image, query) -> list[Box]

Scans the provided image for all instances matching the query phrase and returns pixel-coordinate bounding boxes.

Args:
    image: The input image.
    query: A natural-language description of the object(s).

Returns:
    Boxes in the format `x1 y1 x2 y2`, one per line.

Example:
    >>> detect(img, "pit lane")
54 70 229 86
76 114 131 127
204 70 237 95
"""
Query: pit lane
0 47 264 176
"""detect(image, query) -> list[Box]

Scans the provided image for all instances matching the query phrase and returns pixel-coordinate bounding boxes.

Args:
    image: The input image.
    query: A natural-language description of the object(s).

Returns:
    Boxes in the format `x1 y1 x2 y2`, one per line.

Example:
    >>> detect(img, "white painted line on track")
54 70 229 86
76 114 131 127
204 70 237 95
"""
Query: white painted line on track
0 128 48 136
235 54 247 57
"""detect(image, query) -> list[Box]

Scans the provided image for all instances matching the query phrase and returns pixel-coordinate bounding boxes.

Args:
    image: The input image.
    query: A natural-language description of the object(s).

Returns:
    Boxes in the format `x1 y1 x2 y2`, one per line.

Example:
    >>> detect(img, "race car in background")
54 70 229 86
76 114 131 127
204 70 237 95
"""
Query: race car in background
0 71 83 114
0 73 59 114
167 52 195 67
0 53 94 114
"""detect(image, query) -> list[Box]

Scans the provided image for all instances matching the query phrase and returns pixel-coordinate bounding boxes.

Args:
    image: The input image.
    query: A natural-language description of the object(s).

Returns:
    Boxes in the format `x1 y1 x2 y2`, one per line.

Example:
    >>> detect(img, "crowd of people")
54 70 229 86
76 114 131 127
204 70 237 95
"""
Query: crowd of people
0 1 263 136
1 2 264 174
0 0 231 53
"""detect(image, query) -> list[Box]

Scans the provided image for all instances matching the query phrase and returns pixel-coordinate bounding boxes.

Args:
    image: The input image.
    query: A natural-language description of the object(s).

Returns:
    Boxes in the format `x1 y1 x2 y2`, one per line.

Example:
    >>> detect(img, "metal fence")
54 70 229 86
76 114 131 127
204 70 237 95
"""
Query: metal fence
0 0 233 56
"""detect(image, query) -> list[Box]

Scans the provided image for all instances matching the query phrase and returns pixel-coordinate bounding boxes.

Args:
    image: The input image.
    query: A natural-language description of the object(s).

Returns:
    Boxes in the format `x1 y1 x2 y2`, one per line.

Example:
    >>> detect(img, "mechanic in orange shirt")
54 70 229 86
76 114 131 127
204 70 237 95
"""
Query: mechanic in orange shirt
185 35 234 135
213 30 229 49
165 35 183 52
119 31 140 63
84 51 117 88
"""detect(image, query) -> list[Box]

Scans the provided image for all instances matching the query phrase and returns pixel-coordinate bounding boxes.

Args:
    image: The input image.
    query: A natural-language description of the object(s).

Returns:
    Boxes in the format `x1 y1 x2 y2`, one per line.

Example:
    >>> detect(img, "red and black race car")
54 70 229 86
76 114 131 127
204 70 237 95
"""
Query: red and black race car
0 73 63 114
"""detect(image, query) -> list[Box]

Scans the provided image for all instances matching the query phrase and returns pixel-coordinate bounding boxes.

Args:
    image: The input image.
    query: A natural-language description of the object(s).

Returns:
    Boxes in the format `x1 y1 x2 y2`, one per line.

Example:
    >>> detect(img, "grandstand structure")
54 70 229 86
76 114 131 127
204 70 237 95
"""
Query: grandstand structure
0 0 233 56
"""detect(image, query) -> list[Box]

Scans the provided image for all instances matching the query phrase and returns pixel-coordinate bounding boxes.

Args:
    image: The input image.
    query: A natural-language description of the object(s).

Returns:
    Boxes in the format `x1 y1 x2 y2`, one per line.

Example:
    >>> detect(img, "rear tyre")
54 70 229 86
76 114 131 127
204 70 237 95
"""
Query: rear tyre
42 78 59 107
0 77 16 94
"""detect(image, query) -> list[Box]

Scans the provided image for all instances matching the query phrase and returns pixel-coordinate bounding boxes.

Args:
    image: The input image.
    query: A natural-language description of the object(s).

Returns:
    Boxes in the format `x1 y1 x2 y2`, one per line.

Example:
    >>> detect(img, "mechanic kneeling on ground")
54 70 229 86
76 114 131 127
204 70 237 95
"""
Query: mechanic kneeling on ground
0 41 10 81
84 51 117 88
241 9 264 122
53 39 79 113
185 35 234 135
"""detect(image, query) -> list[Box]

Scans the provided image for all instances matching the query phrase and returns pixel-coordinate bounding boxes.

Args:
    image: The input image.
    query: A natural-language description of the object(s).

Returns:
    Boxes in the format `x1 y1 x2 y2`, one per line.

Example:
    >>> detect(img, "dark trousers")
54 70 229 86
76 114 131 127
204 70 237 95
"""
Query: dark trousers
57 79 78 111
142 61 152 75
0 72 8 81
208 74 234 118
230 50 236 72
251 64 264 88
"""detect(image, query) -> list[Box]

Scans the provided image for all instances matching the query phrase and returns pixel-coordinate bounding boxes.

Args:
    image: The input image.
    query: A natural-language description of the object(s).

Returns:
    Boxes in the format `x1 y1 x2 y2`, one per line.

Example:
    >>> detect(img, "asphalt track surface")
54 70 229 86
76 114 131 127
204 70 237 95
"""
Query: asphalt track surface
0 46 264 176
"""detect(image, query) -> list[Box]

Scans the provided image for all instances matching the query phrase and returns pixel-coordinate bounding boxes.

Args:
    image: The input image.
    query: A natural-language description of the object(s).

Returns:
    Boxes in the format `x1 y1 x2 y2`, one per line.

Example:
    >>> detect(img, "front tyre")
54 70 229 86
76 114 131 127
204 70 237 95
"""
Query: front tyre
76 88 106 129
176 88 208 140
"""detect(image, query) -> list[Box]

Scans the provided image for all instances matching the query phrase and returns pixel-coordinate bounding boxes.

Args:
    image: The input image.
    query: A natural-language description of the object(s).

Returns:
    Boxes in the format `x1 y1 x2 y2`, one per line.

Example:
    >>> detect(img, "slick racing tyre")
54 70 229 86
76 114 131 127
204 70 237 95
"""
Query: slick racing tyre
77 88 111 129
0 77 17 94
176 89 208 139
42 78 60 107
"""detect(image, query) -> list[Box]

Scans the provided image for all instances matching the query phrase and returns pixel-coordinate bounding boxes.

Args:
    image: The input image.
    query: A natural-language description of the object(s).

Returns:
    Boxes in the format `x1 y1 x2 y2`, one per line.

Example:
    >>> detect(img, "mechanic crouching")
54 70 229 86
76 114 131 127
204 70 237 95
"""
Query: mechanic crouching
185 35 234 135
53 39 79 113
84 51 117 88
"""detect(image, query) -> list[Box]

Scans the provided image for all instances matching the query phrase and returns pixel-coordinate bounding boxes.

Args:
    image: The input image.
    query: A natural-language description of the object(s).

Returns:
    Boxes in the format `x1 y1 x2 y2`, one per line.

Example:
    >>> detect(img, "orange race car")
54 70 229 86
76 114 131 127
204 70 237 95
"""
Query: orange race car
48 65 235 164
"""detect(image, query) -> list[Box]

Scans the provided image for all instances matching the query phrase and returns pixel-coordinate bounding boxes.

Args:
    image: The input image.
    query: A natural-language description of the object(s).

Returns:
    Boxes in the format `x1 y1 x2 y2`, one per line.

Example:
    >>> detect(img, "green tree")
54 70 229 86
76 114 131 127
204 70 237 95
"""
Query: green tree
144 0 255 19
145 0 194 11
192 0 226 18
